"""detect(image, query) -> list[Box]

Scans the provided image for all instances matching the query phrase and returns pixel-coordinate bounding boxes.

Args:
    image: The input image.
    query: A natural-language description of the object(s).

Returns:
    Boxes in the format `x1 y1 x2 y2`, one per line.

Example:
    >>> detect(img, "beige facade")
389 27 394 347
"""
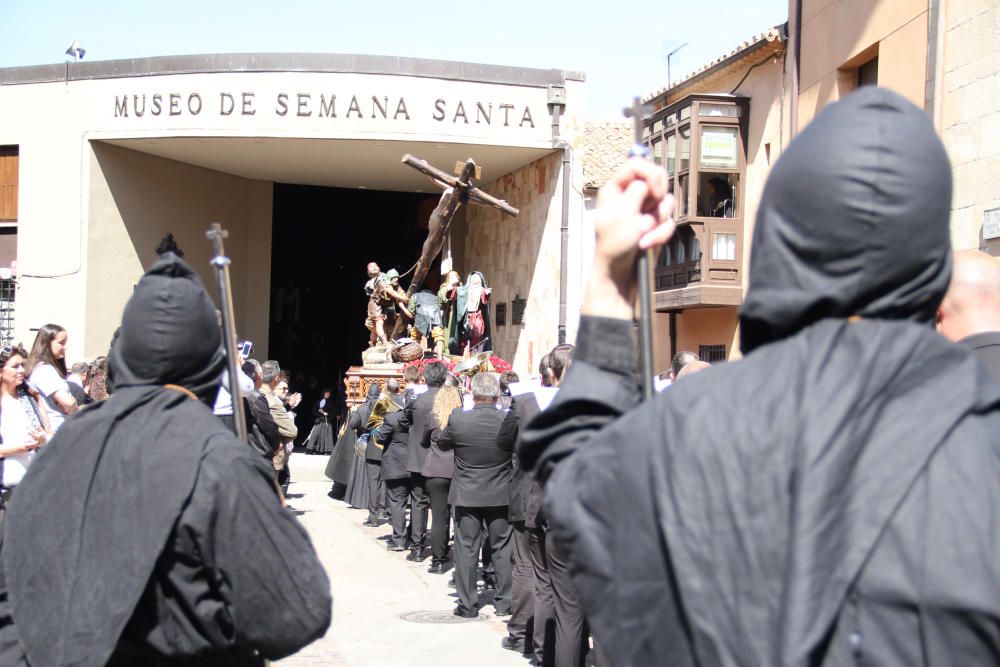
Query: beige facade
939 0 1000 253
0 55 587 376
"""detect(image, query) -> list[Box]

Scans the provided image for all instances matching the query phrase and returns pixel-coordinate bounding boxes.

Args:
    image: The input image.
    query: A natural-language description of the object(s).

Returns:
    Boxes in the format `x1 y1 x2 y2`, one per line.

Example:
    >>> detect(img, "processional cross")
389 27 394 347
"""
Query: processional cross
391 155 519 337
623 97 657 399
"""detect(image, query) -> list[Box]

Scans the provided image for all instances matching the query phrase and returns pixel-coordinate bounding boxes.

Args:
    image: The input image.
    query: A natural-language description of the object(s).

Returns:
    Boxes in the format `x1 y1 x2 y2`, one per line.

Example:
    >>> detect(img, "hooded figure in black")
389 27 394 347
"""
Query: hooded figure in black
519 88 1000 666
0 253 332 666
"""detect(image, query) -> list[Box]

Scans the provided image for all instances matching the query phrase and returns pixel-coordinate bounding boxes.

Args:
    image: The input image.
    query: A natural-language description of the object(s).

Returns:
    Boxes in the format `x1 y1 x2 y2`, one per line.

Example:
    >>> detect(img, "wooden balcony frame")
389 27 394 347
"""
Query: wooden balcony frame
643 94 749 308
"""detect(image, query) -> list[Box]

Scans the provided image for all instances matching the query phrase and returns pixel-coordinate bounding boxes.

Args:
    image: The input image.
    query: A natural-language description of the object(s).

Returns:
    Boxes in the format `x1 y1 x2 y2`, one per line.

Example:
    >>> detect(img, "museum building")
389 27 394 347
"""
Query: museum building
0 54 589 380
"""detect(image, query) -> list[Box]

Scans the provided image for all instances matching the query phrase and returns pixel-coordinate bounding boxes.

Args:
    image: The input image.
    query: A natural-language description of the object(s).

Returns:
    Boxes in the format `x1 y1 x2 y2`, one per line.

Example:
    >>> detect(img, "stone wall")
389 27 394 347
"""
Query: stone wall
462 151 563 377
941 0 1000 254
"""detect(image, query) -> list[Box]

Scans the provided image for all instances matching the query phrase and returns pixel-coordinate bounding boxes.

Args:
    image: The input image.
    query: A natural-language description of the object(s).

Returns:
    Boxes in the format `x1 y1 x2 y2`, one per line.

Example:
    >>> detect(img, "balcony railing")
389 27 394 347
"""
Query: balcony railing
655 259 701 290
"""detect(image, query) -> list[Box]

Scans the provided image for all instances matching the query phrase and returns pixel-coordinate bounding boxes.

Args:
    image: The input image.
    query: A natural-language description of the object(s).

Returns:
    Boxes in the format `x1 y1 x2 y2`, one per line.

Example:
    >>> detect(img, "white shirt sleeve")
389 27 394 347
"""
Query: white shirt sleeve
29 364 68 398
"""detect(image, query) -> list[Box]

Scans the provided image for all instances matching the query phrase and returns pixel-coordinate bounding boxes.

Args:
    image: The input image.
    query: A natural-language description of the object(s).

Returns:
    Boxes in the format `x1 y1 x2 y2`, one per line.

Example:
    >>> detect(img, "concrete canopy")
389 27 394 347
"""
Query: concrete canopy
101 136 553 191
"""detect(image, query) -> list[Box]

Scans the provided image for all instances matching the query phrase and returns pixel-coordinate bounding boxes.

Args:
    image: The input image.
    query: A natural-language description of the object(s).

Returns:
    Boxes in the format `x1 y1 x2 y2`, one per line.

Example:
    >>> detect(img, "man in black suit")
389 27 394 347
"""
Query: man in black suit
375 379 410 551
437 372 513 618
938 249 1000 383
399 361 447 561
497 372 541 658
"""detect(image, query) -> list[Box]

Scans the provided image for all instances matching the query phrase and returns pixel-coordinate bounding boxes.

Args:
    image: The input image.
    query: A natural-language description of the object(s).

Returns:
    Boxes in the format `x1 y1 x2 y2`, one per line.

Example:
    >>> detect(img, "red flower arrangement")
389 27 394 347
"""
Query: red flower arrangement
403 355 512 377
488 356 512 374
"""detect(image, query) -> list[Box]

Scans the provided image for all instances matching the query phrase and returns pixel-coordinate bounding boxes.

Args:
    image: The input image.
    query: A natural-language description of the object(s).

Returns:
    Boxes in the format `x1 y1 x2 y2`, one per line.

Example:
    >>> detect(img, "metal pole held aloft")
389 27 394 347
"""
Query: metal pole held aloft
624 97 657 400
206 223 248 443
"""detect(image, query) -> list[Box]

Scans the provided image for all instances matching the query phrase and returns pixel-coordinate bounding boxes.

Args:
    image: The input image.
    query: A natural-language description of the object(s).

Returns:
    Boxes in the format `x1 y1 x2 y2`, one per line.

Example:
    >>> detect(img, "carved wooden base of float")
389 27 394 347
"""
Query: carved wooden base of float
343 365 404 407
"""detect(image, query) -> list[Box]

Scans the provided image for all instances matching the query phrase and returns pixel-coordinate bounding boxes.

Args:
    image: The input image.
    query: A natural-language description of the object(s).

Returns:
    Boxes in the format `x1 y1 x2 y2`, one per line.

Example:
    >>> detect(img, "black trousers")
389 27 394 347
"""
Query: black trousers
408 472 429 549
507 520 535 647
424 476 452 564
365 460 385 523
277 458 290 494
385 478 410 548
547 528 589 667
529 525 556 666
454 506 512 616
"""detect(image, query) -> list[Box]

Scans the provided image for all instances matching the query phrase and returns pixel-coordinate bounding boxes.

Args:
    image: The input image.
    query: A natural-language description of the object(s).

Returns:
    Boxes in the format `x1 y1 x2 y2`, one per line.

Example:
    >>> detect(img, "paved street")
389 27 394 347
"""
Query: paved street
277 452 528 667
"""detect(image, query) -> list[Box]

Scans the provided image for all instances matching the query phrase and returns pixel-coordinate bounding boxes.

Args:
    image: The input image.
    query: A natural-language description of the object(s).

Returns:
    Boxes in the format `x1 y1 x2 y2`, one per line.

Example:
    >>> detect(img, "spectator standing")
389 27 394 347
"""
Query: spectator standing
260 361 297 483
0 345 49 523
66 362 93 407
437 373 513 618
25 324 77 433
87 355 109 401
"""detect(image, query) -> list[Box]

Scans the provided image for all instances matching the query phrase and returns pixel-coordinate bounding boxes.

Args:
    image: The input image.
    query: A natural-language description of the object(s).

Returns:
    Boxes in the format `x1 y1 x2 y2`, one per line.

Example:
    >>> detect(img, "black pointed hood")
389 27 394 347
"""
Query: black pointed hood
110 252 225 403
739 87 953 354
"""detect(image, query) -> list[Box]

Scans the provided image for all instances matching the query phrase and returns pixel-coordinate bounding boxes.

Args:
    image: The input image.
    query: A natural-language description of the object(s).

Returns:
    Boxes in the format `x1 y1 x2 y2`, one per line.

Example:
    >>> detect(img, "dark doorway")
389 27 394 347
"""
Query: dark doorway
268 184 438 407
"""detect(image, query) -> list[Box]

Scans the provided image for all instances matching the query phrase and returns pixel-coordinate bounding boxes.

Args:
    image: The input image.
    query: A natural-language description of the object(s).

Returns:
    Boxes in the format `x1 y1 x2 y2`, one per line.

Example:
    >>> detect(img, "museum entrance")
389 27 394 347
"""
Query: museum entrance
268 183 442 412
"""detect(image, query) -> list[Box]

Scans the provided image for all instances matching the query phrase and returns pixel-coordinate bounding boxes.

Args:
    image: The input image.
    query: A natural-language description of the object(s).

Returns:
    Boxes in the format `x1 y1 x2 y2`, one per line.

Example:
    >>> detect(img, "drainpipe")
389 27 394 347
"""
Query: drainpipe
788 0 802 137
549 85 570 345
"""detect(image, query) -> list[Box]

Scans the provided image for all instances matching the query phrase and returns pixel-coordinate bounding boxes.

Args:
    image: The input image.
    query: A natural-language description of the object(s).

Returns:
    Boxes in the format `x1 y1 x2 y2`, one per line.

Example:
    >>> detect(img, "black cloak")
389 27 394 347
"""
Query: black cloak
520 88 1000 666
325 383 380 485
0 253 331 666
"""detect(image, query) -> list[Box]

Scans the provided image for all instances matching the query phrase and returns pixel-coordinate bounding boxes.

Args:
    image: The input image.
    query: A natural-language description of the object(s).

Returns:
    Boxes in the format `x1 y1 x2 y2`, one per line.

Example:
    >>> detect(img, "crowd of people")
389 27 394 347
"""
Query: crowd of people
323 340 715 666
0 86 997 666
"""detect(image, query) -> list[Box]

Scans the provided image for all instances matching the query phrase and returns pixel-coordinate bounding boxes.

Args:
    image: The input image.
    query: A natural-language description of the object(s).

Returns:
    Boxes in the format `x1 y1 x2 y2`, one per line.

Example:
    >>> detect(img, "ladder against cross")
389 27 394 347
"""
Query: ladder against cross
396 155 519 306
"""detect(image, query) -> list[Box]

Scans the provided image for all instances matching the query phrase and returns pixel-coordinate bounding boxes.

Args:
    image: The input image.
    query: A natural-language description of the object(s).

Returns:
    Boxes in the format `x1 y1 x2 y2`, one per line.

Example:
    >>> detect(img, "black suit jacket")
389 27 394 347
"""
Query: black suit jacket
438 404 511 507
375 407 409 480
497 394 541 524
400 386 440 474
961 331 1000 386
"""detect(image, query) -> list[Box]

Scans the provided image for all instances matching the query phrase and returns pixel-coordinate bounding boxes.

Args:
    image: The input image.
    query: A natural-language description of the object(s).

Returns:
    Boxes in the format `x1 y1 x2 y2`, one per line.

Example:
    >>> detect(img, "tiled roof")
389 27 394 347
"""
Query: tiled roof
581 120 633 190
643 26 785 103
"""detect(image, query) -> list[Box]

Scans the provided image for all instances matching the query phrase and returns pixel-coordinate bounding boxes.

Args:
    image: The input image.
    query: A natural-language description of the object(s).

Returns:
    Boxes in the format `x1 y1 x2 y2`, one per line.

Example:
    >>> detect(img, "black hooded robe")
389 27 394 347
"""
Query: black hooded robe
519 88 1000 666
0 254 331 666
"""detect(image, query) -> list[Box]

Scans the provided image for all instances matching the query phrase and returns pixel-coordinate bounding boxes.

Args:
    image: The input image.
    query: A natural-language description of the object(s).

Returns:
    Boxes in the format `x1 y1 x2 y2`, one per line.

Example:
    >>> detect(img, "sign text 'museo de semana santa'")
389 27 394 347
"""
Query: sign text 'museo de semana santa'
112 91 537 128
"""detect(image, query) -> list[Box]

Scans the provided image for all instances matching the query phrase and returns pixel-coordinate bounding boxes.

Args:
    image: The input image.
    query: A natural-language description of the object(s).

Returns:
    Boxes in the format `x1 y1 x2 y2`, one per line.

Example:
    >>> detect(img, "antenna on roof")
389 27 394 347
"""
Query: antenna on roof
662 41 688 87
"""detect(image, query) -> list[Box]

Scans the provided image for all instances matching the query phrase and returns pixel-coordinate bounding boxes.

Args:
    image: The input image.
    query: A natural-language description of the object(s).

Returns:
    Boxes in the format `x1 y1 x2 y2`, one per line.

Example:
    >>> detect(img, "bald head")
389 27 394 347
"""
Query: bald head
675 360 711 380
937 250 1000 342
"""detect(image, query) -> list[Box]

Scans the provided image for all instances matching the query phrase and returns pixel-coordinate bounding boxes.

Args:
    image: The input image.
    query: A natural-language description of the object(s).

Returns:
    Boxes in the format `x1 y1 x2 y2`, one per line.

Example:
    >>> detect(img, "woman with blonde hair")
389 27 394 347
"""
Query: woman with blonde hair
423 385 464 573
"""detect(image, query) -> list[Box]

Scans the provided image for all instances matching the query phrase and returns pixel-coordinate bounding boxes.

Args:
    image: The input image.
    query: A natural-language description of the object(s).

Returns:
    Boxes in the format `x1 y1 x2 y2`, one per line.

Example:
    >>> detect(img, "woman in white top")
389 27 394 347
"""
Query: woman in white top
25 324 77 433
0 345 49 492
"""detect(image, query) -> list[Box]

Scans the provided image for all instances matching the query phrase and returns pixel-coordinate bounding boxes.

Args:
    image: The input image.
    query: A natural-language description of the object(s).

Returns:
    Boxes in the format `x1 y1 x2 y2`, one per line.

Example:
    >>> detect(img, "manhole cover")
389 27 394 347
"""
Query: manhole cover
398 610 485 624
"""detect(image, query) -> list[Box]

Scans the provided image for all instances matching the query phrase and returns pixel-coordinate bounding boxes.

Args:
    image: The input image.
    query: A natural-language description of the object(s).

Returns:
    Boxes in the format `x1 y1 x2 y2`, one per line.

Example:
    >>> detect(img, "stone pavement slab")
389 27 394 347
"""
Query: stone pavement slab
277 453 529 667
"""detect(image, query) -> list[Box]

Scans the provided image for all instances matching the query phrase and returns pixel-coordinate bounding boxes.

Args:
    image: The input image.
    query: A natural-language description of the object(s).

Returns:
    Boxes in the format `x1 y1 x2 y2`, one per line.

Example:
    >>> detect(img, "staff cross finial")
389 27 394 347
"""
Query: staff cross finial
623 96 653 159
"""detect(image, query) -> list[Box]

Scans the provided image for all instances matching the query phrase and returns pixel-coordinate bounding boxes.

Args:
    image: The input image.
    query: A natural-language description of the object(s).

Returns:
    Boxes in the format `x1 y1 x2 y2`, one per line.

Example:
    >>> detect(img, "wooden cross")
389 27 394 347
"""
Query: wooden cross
396 155 519 314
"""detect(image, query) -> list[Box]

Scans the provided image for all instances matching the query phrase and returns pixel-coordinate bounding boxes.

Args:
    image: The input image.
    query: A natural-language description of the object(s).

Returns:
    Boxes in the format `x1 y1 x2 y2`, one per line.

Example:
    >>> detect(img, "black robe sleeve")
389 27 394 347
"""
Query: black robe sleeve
198 440 331 659
518 316 696 666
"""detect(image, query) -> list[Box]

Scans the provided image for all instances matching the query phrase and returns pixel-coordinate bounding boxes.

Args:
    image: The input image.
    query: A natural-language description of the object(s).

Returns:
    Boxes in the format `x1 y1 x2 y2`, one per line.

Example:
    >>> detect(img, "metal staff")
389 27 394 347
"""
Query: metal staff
206 222 248 443
624 97 656 400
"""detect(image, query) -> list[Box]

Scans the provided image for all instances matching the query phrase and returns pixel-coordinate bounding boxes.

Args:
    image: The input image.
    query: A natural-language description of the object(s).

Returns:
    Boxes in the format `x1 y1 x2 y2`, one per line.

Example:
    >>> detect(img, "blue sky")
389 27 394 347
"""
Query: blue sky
0 0 788 118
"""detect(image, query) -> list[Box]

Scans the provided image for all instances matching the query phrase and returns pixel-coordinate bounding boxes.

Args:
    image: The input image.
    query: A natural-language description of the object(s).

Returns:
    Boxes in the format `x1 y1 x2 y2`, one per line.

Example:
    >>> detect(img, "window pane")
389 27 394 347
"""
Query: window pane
652 140 661 167
700 103 740 117
712 233 736 261
666 134 676 175
679 106 691 121
679 126 690 171
677 235 687 263
697 173 739 218
677 173 689 217
700 126 739 169
690 235 701 262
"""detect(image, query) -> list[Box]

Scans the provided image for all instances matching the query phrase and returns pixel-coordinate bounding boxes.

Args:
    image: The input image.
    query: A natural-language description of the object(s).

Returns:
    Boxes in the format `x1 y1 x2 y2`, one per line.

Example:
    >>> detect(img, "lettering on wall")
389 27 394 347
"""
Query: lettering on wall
113 91 538 128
